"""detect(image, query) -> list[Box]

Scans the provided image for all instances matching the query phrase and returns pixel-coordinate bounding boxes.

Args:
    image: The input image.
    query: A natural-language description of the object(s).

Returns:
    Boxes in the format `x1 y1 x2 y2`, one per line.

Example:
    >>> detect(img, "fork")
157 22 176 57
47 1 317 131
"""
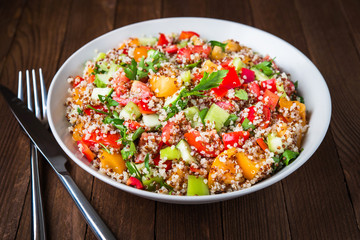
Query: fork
18 69 47 240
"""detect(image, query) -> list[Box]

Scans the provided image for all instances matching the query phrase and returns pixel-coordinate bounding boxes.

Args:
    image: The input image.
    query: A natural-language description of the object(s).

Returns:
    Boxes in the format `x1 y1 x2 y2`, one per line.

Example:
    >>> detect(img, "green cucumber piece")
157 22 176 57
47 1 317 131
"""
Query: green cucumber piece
142 114 160 128
91 87 112 101
94 74 109 88
276 82 287 98
250 67 269 81
176 140 197 164
141 175 163 191
95 52 106 61
177 40 188 48
120 101 141 120
267 132 285 154
233 57 245 72
139 37 158 46
204 103 230 132
180 70 192 86
160 146 181 160
187 175 209 196
183 106 201 128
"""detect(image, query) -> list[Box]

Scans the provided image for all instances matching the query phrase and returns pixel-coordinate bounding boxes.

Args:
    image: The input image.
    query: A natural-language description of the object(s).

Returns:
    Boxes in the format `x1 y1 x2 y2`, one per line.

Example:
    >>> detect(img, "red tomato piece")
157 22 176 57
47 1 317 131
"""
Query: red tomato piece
82 132 121 149
73 76 85 88
112 96 137 106
161 122 176 146
190 45 211 58
77 140 96 162
284 79 296 96
131 81 153 99
157 33 169 46
241 68 255 83
153 155 172 171
137 99 156 114
127 120 142 131
113 74 130 97
219 66 241 89
184 131 223 158
220 58 233 68
190 165 201 173
177 47 192 62
179 31 200 40
222 131 250 149
164 45 178 54
127 177 144 189
262 89 279 110
261 105 271 128
248 82 261 100
260 79 277 93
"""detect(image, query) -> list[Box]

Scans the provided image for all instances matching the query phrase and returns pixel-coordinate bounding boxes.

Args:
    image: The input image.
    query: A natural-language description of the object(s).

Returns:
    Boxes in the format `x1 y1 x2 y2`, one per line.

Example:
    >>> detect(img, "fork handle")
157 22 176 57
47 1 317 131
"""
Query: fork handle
31 145 46 240
57 172 116 240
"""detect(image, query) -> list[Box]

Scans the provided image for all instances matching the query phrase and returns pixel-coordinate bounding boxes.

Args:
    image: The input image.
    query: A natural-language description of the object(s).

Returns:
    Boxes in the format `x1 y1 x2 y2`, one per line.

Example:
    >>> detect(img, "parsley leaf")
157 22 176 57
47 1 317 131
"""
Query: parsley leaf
77 107 83 115
209 40 227 52
241 118 255 131
121 141 137 160
282 150 299 166
125 161 142 179
199 108 209 125
182 60 201 69
224 114 238 126
254 61 273 76
99 143 111 154
93 64 107 75
132 127 145 141
144 154 150 172
234 89 248 100
124 59 137 80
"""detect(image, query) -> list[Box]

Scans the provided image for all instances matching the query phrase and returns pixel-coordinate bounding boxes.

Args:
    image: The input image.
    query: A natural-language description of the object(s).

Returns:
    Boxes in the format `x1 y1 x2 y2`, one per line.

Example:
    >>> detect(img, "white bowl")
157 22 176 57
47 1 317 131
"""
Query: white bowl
47 17 331 204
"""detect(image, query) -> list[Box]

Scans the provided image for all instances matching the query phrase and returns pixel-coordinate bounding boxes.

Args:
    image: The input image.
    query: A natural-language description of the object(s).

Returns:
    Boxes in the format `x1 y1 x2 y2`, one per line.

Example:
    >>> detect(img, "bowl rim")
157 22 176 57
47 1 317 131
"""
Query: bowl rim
47 17 332 204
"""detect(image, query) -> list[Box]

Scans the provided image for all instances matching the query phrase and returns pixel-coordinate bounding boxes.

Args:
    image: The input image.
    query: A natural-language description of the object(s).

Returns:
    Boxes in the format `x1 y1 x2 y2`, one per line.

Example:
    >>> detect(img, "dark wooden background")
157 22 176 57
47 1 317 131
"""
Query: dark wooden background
1 0 359 239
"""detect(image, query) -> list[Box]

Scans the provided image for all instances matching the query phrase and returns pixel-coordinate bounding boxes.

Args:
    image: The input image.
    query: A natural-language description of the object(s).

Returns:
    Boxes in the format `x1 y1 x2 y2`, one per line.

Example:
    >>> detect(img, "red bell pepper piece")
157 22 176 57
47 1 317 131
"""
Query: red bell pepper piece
262 89 279 110
184 131 223 157
82 132 121 149
127 177 144 189
261 105 271 128
157 33 169 46
137 99 156 114
248 82 261 99
212 86 228 98
153 154 172 171
256 138 268 151
164 45 178 54
176 47 192 62
219 66 241 89
216 101 235 112
260 79 277 93
179 31 200 40
72 76 85 88
222 131 250 149
127 120 142 131
241 68 255 83
77 140 96 162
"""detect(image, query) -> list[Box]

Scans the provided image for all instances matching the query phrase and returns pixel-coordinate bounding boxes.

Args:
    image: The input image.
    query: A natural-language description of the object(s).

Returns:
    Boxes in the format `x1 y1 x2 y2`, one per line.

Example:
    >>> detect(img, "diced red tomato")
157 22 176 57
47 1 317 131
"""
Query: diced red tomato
127 120 142 131
222 131 250 149
84 105 108 115
184 130 223 158
241 106 256 123
73 76 85 88
216 101 235 112
241 68 255 83
127 177 144 189
190 45 211 58
157 33 169 46
77 140 96 162
113 74 130 97
256 138 268 151
190 165 201 173
262 89 279 110
177 47 192 62
82 132 121 149
260 79 277 93
220 58 233 68
284 79 296 96
130 81 153 99
240 105 271 128
164 45 178 54
212 86 228 98
137 99 156 114
112 96 136 106
261 105 271 128
179 31 200 40
219 66 241 89
161 122 176 146
153 155 172 171
248 82 261 99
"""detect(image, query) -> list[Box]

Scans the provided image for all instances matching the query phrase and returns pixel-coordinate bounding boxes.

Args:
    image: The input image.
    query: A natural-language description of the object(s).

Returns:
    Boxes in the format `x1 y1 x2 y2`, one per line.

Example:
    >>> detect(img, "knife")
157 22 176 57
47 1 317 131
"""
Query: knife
0 84 116 240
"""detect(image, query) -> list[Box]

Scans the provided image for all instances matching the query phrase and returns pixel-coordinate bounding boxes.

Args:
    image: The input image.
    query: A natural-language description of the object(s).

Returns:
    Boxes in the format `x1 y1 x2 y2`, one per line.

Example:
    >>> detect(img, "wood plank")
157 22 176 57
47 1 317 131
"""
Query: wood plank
338 0 360 53
293 0 360 232
206 1 292 239
249 0 360 237
0 0 27 74
0 0 72 239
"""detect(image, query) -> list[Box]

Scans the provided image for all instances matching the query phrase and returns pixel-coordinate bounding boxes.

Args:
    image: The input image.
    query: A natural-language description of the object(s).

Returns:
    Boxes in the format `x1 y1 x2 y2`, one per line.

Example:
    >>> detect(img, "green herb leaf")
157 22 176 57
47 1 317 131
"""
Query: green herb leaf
183 60 201 69
93 64 107 75
77 107 83 115
124 59 138 80
160 180 174 191
99 143 111 154
282 150 299 166
209 40 227 52
86 105 108 115
132 127 145 141
254 61 273 76
294 81 298 90
121 141 137 160
241 118 255 131
192 70 228 92
144 154 150 172
224 114 238 126
125 161 142 179
234 89 248 100
199 108 209 125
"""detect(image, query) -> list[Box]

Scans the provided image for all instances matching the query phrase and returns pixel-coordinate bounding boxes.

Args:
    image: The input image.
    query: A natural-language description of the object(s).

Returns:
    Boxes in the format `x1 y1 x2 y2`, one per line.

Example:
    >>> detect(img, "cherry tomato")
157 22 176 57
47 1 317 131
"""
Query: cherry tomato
222 131 250 149
248 81 261 99
138 99 156 114
262 89 279 110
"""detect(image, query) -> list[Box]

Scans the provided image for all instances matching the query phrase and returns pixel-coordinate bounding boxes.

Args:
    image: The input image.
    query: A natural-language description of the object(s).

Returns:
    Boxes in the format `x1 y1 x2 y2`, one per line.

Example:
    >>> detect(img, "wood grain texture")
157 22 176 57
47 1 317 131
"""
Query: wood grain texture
293 0 360 231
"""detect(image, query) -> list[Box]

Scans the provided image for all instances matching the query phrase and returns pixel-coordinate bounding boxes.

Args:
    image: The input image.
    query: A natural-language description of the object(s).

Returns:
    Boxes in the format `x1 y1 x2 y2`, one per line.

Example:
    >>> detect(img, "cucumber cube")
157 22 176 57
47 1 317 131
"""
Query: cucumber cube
94 73 109 87
120 101 141 120
233 57 245 72
176 140 197 164
142 114 160 128
139 37 158 46
183 107 201 128
267 132 285 154
160 146 181 160
204 104 230 132
91 87 112 101
250 67 269 81
95 52 106 61
187 175 209 196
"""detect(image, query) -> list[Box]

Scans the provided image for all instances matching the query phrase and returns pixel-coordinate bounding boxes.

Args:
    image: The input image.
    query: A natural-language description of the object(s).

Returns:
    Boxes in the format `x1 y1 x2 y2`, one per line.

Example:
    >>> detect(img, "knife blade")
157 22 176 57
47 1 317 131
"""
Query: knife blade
0 84 116 240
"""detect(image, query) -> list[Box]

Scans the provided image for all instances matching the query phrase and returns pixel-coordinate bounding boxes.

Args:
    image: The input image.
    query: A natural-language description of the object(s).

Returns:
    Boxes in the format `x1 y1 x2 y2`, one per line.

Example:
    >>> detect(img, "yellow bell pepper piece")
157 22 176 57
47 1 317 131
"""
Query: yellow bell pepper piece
149 75 179 97
236 152 259 180
99 151 126 175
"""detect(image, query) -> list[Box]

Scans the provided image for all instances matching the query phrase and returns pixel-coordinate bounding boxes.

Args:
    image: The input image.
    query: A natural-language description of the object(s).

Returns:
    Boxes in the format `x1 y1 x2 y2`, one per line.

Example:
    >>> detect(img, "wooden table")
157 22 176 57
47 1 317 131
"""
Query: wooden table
1 0 359 239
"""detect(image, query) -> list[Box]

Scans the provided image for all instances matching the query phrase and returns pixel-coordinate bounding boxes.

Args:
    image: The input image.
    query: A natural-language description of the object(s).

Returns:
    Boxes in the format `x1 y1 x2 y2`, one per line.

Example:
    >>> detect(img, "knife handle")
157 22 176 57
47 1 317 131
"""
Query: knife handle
57 173 116 240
